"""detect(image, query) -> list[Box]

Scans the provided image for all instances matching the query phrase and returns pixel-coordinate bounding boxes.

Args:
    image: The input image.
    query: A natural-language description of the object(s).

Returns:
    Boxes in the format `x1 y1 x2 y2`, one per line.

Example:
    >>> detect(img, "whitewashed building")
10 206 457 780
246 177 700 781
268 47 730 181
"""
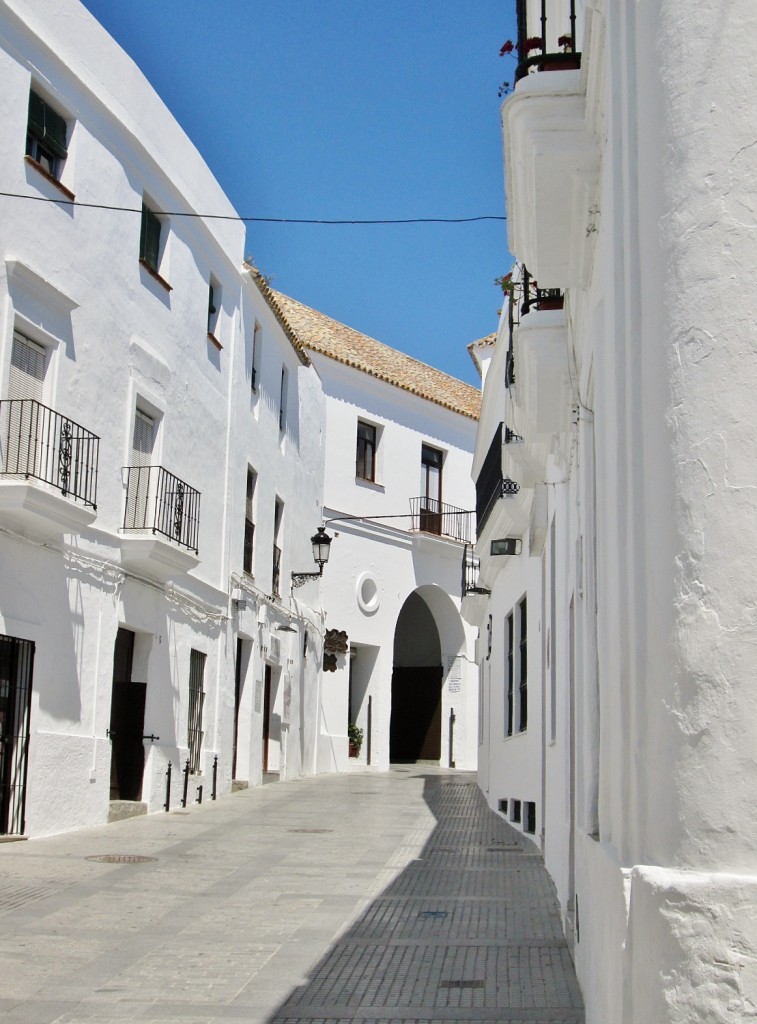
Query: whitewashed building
272 293 481 773
468 1 757 1021
0 0 481 839
0 0 327 836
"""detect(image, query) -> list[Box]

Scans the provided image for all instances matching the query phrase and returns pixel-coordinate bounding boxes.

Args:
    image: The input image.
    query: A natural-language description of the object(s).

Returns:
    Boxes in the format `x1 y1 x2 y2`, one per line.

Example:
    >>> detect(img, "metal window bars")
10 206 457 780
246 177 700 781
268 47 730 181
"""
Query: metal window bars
410 497 473 544
514 0 580 83
0 399 99 507
122 465 200 553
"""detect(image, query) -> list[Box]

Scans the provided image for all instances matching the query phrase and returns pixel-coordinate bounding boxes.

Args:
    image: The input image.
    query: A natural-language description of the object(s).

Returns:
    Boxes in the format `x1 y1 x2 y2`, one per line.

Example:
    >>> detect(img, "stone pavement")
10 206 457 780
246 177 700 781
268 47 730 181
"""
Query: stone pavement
0 767 584 1024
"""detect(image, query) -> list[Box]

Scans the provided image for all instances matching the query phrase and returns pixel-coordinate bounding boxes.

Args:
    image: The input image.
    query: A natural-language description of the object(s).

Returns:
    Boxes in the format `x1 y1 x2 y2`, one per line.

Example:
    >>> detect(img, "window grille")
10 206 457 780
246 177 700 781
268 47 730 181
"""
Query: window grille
518 597 528 731
187 650 206 773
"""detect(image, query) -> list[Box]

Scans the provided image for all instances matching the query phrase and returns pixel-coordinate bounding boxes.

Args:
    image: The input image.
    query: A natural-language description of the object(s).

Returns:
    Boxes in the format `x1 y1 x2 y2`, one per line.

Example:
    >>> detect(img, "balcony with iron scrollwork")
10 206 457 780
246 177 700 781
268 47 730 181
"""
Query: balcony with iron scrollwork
461 543 491 626
0 398 99 538
474 422 533 550
120 465 200 580
502 0 599 287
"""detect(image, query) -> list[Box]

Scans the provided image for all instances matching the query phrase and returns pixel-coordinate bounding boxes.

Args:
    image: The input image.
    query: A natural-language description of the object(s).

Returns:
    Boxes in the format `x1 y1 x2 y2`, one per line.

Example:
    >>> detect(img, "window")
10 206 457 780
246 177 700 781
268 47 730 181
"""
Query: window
4 333 47 479
139 203 161 271
272 498 283 596
511 799 521 823
518 596 528 731
26 89 67 181
278 366 287 431
244 467 256 574
251 322 261 392
124 408 156 530
187 650 206 773
505 611 514 736
524 801 536 834
356 421 377 481
207 279 221 339
420 444 443 534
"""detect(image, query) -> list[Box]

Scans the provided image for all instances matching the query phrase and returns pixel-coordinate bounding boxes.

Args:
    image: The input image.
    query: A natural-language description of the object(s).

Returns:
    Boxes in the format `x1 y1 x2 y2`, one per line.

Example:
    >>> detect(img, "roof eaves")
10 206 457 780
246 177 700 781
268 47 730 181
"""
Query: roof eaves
244 264 311 367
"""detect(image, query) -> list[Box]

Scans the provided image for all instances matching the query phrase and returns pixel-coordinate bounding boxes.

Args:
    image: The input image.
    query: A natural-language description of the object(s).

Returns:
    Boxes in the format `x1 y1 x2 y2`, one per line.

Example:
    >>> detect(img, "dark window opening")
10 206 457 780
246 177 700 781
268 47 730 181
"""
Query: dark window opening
511 799 521 823
187 650 206 774
139 203 162 272
26 90 67 180
518 596 528 731
524 800 536 834
356 421 377 481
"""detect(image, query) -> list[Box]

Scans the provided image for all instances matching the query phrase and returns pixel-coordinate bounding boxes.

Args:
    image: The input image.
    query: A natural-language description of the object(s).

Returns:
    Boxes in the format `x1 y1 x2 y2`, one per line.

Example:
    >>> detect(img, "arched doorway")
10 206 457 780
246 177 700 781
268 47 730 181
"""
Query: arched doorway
390 591 443 762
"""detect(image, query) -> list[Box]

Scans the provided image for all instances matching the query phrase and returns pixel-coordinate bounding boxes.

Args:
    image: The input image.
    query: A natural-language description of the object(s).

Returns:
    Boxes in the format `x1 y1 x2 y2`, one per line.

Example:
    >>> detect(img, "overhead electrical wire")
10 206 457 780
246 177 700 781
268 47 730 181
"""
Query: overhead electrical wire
0 189 506 225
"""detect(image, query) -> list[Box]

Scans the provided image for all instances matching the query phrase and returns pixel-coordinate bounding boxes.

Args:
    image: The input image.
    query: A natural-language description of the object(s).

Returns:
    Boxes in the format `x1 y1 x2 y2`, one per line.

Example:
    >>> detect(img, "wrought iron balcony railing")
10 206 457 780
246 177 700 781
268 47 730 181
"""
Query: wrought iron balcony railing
409 497 472 544
461 544 490 598
514 0 581 83
272 543 282 597
0 398 99 507
122 465 200 553
475 423 521 536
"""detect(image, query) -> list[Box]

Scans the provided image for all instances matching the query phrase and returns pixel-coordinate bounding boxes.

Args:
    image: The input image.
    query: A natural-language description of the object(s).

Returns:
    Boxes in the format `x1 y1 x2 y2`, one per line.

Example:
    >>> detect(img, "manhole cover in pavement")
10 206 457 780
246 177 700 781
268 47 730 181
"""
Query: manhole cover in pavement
287 828 333 834
86 854 157 864
440 979 485 990
418 910 448 919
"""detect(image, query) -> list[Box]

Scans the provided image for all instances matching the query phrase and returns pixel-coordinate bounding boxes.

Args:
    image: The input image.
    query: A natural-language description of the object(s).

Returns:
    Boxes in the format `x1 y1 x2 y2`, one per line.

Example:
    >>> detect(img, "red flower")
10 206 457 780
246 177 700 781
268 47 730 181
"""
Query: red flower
499 39 515 56
525 36 544 52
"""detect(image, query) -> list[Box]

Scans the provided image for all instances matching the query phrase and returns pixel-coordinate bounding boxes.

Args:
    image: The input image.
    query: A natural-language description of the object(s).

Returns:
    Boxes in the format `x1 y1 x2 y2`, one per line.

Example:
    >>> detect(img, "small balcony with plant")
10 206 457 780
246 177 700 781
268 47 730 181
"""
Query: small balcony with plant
0 398 99 538
500 0 599 288
120 465 200 580
510 268 572 453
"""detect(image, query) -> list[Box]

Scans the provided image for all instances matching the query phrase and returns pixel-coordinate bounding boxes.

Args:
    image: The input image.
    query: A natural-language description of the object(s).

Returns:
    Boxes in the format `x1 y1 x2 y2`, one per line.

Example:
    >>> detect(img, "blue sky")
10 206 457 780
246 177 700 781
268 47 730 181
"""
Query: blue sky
80 1 516 386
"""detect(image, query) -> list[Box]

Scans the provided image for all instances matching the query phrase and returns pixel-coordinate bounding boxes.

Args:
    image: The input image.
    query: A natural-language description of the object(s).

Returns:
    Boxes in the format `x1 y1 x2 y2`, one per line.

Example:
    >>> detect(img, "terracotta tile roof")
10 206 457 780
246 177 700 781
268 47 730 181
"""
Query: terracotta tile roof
268 289 481 421
467 333 497 376
246 267 311 366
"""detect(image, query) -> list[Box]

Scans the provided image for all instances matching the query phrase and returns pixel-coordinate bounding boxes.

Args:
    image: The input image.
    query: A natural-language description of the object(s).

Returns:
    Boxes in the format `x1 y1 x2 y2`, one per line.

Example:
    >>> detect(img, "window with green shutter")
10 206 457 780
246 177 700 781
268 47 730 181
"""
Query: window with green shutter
26 90 68 179
139 204 162 271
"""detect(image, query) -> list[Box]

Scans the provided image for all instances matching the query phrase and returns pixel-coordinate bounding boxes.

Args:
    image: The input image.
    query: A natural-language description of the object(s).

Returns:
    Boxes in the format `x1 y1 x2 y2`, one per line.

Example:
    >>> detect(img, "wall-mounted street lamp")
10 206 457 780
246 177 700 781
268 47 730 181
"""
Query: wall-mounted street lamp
291 526 333 589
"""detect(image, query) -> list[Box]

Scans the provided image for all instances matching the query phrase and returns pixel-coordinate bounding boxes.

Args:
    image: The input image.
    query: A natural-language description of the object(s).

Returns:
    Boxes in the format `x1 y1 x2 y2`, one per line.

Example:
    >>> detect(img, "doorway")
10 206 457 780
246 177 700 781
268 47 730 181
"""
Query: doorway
390 592 443 762
109 628 146 801
0 634 35 835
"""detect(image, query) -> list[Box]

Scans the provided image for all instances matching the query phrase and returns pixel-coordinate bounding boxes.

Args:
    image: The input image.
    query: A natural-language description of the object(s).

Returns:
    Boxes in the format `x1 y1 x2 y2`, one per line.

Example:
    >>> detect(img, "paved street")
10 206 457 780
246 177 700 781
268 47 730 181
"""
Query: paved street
0 767 583 1024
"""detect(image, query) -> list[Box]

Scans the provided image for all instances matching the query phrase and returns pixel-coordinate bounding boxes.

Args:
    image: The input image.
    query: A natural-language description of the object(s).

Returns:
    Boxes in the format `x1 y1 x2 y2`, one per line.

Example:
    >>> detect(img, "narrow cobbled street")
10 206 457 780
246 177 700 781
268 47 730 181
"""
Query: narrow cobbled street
0 768 583 1023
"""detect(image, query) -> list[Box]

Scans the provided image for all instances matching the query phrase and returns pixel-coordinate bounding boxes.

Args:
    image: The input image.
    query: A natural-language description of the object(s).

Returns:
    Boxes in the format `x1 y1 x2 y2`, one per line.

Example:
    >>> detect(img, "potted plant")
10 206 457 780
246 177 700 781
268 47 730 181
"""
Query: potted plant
348 722 364 758
494 272 516 298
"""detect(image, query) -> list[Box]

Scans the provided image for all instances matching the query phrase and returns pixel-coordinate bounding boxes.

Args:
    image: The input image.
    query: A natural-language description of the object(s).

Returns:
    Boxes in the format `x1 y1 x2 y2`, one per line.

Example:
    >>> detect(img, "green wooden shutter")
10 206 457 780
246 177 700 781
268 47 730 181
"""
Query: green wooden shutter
27 90 68 159
140 204 161 269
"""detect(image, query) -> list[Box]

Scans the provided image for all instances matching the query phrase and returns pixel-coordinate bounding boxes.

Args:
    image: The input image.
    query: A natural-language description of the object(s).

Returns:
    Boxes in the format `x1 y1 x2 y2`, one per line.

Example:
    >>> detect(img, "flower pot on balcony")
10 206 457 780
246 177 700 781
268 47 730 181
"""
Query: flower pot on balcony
539 54 581 72
536 295 564 311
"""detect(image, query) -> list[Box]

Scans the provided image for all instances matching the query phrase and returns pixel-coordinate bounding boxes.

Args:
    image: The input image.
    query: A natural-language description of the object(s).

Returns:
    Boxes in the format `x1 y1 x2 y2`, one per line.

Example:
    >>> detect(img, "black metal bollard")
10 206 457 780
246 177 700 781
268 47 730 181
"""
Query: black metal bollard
181 758 190 808
367 695 373 766
196 785 203 804
212 754 218 800
449 708 456 768
164 760 172 812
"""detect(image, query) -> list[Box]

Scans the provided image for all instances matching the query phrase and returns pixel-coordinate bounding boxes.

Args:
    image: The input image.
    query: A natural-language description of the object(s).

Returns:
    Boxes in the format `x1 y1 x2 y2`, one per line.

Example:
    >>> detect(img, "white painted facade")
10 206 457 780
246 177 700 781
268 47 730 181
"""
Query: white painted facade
0 0 481 840
469 1 757 1020
0 0 327 836
308 347 480 774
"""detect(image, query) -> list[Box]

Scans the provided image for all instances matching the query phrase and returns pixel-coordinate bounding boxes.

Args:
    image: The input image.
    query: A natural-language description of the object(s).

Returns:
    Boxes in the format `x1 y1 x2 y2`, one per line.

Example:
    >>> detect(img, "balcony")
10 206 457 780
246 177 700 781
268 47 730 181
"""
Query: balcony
409 497 472 545
461 543 490 626
120 465 200 580
514 300 571 439
272 544 281 597
475 423 532 545
502 3 599 287
0 399 98 538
